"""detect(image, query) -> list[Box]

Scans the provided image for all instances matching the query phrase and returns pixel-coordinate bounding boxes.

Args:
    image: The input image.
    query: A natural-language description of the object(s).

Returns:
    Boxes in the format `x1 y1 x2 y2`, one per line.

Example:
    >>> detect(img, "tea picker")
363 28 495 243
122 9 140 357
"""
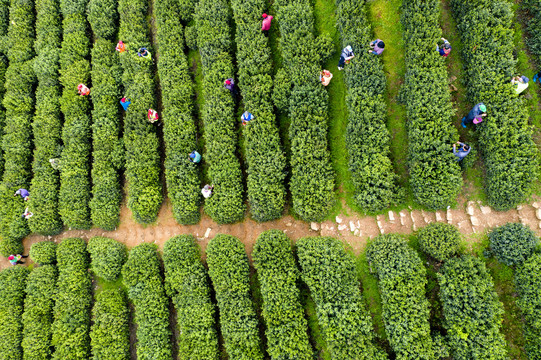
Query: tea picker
461 103 486 128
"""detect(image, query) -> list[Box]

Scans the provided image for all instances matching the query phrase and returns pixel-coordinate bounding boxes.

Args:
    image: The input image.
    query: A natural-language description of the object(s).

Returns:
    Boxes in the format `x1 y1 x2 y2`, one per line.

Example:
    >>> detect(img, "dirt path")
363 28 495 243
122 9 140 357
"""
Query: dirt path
3 196 540 270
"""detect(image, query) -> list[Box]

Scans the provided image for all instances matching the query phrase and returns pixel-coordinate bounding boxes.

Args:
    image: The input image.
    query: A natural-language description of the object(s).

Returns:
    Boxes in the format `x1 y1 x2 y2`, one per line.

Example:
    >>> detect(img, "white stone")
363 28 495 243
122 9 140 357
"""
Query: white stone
329 226 334 231
349 221 356 232
446 209 452 223
310 222 320 231
517 205 524 211
470 216 480 227
538 222 541 229
335 216 343 224
436 211 443 222
377 221 384 234
410 212 416 224
356 220 361 228
466 205 475 216
388 211 395 222
354 229 360 236
197 237 204 241
338 224 348 231
204 228 211 238
286 222 292 227
480 206 491 215
533 202 540 209
536 209 541 221
412 223 417 231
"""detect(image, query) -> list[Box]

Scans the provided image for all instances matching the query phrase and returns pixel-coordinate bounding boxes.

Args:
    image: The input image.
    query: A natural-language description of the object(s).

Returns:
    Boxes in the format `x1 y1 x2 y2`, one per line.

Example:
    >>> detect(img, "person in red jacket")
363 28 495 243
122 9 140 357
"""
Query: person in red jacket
262 13 273 33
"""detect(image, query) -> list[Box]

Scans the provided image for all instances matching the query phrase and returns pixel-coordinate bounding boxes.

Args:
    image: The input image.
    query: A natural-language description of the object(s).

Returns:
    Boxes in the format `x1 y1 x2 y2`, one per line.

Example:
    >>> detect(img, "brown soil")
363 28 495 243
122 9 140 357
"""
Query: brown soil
2 196 540 270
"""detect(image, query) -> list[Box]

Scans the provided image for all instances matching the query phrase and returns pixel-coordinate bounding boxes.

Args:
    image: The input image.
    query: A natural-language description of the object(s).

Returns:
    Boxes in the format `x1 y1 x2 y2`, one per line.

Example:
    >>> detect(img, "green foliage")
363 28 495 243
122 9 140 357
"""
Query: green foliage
87 237 127 281
418 223 461 262
122 243 172 360
155 0 201 224
184 25 197 50
524 0 541 58
271 68 290 112
366 234 438 359
438 255 507 359
274 0 335 222
252 230 313 359
0 0 36 256
0 266 29 360
118 0 162 224
29 241 57 265
90 289 130 360
488 222 538 266
230 0 287 222
22 265 57 360
163 235 219 360
451 0 537 210
178 0 197 22
206 234 263 360
89 38 123 230
195 0 245 224
58 4 92 229
51 238 92 360
401 0 462 209
336 0 402 212
515 253 541 358
28 0 63 236
87 0 118 40
296 236 387 359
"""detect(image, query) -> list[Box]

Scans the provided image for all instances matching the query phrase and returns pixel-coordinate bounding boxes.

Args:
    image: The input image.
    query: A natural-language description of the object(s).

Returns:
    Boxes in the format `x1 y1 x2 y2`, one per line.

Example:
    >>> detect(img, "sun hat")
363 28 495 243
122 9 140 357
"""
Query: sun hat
8 255 14 260
225 79 231 85
479 104 486 112
262 13 268 18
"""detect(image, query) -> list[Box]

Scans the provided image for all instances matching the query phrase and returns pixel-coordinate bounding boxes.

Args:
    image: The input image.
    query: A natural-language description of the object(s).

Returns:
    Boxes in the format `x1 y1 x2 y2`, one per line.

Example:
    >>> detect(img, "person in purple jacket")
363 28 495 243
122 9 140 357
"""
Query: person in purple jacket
13 188 30 201
369 39 385 55
224 78 237 96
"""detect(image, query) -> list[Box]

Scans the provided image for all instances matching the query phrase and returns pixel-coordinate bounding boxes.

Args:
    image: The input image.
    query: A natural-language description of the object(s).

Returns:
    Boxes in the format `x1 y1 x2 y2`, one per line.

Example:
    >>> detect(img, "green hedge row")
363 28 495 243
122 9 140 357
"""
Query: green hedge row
252 230 312 359
194 0 245 224
418 223 461 262
154 0 200 224
0 266 29 360
163 235 219 360
515 253 541 358
122 243 172 360
51 238 92 360
274 0 335 222
524 0 541 58
27 0 63 235
450 0 537 210
206 234 263 359
297 237 387 359
22 265 57 360
336 0 401 212
88 0 123 230
0 3 6 178
401 0 462 210
366 235 439 359
87 236 127 281
118 0 162 224
0 0 36 256
58 0 92 229
230 0 287 222
438 256 507 359
29 241 57 265
90 288 130 360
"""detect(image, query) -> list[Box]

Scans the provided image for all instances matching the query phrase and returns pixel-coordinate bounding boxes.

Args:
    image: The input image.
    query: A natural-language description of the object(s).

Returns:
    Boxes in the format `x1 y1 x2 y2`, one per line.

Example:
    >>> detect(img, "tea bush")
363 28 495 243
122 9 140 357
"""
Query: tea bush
206 234 263 359
87 236 127 281
489 222 538 266
163 235 219 360
29 241 57 265
297 237 387 359
252 231 313 359
418 223 461 262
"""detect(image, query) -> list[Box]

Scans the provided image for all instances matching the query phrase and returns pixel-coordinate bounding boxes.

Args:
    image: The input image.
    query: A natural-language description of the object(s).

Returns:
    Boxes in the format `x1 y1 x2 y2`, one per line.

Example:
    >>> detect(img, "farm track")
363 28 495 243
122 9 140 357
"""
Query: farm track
5 196 540 270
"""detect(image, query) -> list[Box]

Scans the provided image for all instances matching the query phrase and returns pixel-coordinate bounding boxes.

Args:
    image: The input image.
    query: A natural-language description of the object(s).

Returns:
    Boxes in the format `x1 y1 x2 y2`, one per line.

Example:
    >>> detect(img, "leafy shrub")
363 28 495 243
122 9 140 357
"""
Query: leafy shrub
272 68 290 112
401 0 462 210
0 0 36 256
451 0 537 210
178 0 197 22
51 238 92 360
0 266 29 360
87 237 127 281
515 253 541 358
366 234 438 359
418 223 461 262
163 235 219 360
122 243 172 360
22 265 57 360
297 237 388 359
230 0 287 222
90 289 130 360
87 0 118 40
195 0 245 224
438 256 507 359
488 222 538 266
27 0 63 236
274 0 335 222
524 0 541 58
206 234 263 359
155 0 201 224
184 25 197 50
336 0 402 212
252 231 313 359
118 0 162 224
30 241 57 265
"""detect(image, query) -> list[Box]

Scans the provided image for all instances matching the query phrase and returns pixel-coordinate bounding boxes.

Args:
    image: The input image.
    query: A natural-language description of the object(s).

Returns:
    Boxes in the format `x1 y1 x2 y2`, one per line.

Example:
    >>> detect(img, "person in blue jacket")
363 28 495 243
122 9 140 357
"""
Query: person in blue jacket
461 103 487 128
189 151 201 163
453 142 471 161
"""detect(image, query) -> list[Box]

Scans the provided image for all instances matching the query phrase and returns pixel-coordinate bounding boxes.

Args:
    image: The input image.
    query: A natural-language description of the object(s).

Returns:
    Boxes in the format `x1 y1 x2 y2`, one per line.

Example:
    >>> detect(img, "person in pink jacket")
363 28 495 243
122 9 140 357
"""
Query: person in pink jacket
262 13 273 32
